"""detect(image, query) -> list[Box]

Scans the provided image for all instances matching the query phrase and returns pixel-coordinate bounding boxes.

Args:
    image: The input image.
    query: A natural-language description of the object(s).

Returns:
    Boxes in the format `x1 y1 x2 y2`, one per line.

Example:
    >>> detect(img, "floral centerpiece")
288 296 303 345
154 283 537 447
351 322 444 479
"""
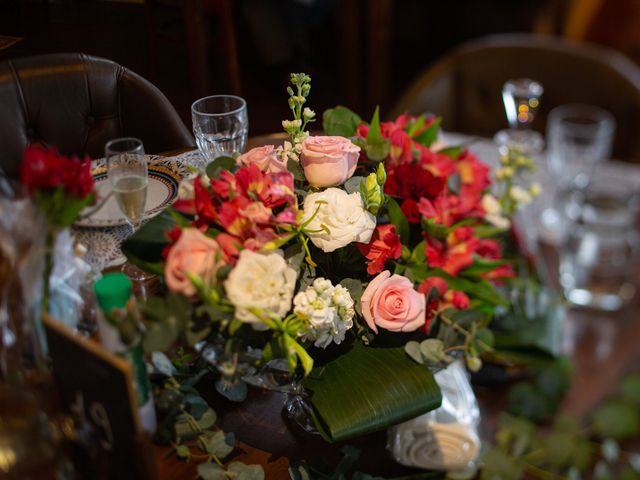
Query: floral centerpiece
122 73 541 445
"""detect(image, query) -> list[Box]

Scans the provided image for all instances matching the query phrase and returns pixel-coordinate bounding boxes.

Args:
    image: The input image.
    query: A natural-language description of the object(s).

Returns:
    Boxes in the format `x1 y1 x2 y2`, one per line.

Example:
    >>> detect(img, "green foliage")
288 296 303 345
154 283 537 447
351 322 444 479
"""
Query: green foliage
322 106 362 137
413 118 441 147
386 197 410 245
122 208 185 267
364 106 391 161
592 400 640 439
205 156 237 179
303 343 441 442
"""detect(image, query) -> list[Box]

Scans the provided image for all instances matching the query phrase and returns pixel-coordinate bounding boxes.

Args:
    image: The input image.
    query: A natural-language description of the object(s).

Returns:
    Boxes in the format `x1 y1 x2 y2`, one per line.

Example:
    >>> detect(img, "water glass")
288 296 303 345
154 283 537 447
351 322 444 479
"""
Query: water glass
546 104 615 189
192 95 248 164
105 138 148 229
559 173 639 311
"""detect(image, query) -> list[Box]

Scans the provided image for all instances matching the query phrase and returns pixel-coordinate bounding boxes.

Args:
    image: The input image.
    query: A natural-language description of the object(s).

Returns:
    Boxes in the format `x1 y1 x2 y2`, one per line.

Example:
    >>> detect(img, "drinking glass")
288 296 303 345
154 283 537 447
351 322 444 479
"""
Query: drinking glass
192 95 248 165
105 138 148 230
546 104 615 189
559 172 640 311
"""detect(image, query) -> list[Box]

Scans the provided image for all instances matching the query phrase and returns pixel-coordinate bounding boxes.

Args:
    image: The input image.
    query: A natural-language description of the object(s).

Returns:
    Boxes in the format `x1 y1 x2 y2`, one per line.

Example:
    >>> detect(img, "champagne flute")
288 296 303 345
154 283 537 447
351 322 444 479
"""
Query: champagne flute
105 138 148 230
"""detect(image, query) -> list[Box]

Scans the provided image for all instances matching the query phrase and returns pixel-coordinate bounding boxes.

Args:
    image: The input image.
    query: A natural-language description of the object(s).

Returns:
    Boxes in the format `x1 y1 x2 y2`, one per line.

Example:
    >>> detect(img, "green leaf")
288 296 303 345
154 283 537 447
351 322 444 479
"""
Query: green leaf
196 408 217 430
287 158 305 182
414 117 441 147
364 106 391 161
592 399 640 439
215 380 248 402
174 444 191 461
303 343 441 442
366 106 384 144
151 352 177 376
621 374 640 405
437 145 463 159
404 341 423 364
507 382 553 421
227 462 265 480
406 115 426 137
201 430 234 458
206 156 236 179
322 106 362 136
197 462 226 480
386 197 410 245
185 394 209 420
480 448 525 480
419 339 447 364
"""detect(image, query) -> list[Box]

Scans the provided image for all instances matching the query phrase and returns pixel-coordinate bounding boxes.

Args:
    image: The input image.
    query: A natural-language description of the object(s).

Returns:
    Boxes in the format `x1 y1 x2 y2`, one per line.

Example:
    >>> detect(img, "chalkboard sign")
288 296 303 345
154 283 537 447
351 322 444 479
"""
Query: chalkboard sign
43 315 157 480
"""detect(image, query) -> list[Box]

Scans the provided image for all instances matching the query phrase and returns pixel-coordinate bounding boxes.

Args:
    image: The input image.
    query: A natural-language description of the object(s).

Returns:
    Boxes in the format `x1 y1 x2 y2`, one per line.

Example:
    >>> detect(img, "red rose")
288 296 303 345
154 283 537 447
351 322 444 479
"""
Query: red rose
384 163 446 201
357 224 402 275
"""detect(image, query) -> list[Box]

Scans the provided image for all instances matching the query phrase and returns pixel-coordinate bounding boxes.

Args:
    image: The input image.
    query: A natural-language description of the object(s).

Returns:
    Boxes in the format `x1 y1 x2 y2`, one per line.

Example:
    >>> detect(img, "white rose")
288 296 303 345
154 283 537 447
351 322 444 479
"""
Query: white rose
302 188 376 252
224 250 297 328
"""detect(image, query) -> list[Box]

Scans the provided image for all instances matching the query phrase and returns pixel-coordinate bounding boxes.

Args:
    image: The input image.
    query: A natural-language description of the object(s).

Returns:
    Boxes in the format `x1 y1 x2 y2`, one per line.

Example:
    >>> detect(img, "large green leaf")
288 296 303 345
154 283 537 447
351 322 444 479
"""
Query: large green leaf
322 106 362 137
386 197 410 245
303 343 442 442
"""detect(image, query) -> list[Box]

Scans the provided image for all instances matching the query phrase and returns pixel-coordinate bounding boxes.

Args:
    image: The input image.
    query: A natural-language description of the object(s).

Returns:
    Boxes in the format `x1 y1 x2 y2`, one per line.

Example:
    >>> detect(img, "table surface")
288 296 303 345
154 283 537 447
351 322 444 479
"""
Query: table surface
100 136 640 479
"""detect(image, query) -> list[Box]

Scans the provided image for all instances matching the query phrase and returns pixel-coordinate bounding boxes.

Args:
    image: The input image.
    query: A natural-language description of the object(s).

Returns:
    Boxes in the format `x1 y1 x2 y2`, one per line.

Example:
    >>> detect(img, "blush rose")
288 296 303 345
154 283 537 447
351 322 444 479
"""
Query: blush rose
164 228 225 297
360 270 426 333
236 145 287 173
300 136 360 187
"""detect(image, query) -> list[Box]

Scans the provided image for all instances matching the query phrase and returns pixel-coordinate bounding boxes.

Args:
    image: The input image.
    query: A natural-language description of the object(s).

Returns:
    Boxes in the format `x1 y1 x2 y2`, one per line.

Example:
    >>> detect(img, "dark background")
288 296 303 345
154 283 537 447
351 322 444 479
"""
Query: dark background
1 0 637 135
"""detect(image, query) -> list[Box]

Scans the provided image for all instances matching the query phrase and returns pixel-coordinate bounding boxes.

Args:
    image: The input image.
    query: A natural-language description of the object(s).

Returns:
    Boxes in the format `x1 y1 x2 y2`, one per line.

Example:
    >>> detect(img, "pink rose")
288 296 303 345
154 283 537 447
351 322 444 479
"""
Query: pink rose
360 271 426 333
236 145 287 173
165 228 225 297
300 136 360 187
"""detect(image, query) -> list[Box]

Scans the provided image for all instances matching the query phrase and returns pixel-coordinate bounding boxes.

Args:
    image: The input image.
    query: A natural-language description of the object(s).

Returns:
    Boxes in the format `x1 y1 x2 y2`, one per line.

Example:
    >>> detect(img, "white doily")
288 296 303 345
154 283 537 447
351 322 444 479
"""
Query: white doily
74 150 206 272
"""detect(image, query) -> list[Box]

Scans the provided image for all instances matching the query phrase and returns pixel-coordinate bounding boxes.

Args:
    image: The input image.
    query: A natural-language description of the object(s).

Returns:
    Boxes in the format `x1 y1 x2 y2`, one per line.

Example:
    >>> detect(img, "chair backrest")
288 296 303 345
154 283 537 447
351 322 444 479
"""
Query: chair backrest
390 34 640 161
0 53 194 177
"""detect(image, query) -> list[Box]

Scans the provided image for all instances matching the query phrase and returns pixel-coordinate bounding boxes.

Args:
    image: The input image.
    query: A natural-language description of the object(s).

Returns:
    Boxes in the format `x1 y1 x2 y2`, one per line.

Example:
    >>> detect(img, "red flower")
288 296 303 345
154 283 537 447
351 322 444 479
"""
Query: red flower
385 163 446 201
417 277 448 297
20 145 94 198
445 290 470 310
400 199 421 223
357 224 402 275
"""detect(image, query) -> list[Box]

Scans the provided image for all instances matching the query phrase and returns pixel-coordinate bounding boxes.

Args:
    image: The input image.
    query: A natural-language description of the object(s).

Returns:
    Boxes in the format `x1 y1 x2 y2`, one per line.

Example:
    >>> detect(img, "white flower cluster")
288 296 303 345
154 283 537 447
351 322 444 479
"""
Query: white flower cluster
276 140 305 163
293 278 355 349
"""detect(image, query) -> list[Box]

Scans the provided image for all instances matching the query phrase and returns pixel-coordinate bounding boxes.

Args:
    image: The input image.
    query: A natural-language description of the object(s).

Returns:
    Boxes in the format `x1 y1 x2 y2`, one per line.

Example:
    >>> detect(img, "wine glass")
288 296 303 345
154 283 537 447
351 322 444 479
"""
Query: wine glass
494 78 544 155
191 95 248 167
105 137 148 230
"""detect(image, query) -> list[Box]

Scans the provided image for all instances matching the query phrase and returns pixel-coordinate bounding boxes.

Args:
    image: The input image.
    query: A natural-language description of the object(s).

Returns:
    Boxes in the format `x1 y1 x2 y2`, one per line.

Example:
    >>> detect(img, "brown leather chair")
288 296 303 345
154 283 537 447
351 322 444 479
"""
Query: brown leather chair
0 53 194 178
390 34 640 161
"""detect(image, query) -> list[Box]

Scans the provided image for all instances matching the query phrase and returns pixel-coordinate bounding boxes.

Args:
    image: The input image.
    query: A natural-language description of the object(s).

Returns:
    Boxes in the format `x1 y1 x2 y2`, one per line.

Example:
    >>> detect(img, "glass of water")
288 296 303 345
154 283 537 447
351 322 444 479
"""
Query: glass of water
105 137 148 229
191 95 248 165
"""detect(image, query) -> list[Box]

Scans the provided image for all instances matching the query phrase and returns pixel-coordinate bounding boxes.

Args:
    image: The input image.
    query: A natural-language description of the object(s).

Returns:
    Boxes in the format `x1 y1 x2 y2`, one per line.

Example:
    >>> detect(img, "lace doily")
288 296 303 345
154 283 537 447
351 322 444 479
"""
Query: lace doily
74 150 206 272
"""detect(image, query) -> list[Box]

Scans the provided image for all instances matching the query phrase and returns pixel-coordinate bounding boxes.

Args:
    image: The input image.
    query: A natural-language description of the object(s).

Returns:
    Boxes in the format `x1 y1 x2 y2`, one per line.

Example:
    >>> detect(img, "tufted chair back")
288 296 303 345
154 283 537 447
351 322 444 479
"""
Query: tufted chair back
0 53 194 177
390 34 640 162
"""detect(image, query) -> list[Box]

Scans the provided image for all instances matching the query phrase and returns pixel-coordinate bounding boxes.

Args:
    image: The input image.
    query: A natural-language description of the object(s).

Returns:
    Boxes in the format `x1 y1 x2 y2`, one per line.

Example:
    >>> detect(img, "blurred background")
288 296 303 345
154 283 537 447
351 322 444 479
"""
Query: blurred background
1 0 638 135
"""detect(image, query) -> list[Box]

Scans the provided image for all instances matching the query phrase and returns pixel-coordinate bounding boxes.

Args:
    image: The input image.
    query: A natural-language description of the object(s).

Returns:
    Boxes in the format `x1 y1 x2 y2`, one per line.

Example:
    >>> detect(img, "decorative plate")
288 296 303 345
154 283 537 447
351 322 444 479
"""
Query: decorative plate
75 156 186 228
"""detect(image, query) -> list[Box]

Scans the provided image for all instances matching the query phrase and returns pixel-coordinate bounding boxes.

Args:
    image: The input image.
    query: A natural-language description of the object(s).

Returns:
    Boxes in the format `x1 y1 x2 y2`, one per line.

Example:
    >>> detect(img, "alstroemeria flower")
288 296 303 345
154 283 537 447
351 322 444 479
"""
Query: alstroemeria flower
356 224 402 275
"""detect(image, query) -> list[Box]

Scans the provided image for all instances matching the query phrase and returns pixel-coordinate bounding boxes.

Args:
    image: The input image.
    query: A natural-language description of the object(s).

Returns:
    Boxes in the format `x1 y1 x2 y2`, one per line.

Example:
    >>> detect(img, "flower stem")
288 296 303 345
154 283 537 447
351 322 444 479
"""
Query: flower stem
42 228 55 314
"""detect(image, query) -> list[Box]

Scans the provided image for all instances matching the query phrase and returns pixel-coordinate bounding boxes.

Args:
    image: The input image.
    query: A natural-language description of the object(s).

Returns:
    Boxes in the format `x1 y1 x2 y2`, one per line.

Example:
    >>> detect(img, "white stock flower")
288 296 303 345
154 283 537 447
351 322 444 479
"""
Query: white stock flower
482 194 510 230
509 185 532 205
302 188 376 252
294 278 355 348
224 250 296 328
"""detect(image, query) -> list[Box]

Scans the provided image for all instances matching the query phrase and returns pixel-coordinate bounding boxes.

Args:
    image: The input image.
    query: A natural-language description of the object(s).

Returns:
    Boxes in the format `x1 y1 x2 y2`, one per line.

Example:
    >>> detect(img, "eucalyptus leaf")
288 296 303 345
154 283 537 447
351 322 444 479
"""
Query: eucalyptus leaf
227 462 265 480
419 339 446 364
197 462 226 480
202 430 234 458
196 408 217 430
184 394 209 420
322 106 362 137
215 379 248 402
404 341 423 364
174 444 191 461
151 352 177 376
206 156 236 179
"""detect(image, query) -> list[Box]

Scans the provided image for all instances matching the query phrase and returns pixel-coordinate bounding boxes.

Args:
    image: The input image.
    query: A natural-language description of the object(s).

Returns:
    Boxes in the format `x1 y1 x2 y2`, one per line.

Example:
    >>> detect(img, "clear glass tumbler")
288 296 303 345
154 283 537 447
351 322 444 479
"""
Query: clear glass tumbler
191 95 248 165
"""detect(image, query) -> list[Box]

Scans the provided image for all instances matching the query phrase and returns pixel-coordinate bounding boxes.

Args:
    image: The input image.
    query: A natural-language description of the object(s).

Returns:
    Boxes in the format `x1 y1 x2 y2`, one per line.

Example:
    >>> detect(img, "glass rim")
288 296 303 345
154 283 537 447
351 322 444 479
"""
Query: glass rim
548 104 616 135
191 95 247 117
105 137 144 154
